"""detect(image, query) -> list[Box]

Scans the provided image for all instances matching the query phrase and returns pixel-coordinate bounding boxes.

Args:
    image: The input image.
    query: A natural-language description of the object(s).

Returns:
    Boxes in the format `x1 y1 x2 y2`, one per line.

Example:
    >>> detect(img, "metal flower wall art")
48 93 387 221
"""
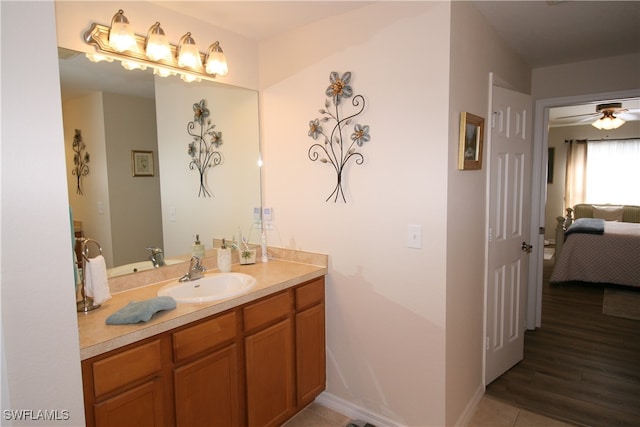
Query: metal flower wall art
187 99 223 197
307 71 370 203
72 129 90 195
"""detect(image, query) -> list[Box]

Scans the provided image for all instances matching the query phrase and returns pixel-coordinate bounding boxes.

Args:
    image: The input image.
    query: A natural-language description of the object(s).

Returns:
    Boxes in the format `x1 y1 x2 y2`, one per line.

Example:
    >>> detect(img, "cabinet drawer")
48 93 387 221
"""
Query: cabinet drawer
295 278 325 310
173 311 236 362
92 340 162 398
244 291 292 332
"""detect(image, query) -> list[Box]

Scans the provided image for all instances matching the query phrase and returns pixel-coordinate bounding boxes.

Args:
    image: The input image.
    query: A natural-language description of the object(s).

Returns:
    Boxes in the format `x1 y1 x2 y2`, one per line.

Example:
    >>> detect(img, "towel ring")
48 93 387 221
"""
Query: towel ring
78 237 102 261
77 237 104 313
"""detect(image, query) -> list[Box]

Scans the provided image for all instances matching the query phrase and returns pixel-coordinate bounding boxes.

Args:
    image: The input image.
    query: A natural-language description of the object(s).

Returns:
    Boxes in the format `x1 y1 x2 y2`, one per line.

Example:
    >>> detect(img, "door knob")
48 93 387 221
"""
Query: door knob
521 242 533 253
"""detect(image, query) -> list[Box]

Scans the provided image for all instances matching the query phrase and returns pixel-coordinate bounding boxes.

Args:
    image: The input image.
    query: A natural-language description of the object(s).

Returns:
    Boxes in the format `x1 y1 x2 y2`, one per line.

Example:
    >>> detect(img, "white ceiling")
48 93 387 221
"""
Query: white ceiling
472 1 640 68
149 1 640 125
151 1 640 68
149 1 375 41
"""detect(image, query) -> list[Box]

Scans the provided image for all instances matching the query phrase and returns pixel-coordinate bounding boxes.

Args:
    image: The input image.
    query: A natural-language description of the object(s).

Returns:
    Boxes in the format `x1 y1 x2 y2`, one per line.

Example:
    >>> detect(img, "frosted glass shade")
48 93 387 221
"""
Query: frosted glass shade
108 10 136 52
146 23 171 62
177 33 202 69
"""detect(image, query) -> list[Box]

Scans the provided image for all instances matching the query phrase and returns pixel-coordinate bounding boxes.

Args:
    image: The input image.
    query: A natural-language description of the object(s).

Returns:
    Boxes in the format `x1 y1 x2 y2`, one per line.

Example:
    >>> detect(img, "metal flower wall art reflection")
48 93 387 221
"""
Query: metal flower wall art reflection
187 99 223 197
307 71 370 203
72 129 90 195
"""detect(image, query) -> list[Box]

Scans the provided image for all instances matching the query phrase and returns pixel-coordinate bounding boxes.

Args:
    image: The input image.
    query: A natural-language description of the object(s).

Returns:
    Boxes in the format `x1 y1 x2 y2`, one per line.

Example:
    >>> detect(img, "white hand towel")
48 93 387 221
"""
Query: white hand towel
85 255 111 305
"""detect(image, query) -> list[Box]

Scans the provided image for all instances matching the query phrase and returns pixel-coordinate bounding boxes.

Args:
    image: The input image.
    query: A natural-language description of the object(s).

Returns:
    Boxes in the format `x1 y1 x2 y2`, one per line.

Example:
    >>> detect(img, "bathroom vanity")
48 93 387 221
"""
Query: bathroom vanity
77 254 327 427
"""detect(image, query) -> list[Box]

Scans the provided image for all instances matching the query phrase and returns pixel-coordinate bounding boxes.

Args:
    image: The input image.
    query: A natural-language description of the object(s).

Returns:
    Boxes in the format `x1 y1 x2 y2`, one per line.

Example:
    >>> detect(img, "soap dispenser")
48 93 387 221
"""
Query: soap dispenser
192 234 205 258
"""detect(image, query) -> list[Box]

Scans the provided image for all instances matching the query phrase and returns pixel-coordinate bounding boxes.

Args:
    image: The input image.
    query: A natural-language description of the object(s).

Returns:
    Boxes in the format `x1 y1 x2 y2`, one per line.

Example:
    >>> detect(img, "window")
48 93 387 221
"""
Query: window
585 139 640 205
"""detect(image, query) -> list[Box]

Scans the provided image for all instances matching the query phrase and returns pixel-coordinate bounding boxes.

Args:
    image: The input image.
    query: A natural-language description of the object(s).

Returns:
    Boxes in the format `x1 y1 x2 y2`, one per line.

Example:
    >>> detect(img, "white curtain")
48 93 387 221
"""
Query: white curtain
586 139 640 205
564 139 588 209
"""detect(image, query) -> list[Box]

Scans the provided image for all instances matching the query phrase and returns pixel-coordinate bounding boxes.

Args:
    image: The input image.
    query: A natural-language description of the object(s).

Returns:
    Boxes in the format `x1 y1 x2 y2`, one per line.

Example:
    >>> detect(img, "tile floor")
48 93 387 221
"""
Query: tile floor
283 394 577 427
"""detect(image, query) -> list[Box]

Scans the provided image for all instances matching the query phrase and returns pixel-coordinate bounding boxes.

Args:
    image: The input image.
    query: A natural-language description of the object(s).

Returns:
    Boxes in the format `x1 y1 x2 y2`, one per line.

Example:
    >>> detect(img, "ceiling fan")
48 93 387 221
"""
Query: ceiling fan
552 101 640 129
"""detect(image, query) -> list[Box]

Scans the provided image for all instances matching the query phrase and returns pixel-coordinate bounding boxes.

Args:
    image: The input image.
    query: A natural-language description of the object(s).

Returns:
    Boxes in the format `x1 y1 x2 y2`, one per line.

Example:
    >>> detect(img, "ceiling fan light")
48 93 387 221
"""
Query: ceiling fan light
592 112 625 130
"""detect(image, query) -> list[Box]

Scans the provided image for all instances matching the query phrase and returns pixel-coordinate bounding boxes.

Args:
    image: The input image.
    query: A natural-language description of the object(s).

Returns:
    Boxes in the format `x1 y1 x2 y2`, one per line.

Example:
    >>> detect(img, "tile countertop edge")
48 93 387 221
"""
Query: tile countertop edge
78 258 327 360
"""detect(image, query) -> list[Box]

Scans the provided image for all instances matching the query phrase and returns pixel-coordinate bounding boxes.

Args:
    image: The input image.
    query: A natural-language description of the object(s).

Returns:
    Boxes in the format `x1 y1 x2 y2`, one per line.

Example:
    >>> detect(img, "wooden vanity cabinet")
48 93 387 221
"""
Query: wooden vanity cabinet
172 311 241 427
81 338 173 427
81 276 325 427
295 278 326 407
244 291 296 427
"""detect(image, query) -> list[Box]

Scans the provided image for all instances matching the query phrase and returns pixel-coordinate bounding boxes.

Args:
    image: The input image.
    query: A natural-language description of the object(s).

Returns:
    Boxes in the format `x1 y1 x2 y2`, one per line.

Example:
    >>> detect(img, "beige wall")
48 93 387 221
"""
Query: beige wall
63 92 114 266
446 2 531 424
154 79 260 256
533 53 640 101
258 1 531 424
1 1 86 423
103 93 162 266
259 2 451 425
63 92 160 268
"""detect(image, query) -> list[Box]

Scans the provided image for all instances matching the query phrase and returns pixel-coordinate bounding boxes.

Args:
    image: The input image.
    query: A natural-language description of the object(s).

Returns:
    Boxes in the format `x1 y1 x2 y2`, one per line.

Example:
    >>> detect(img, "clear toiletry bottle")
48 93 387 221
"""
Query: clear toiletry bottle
192 234 205 258
217 238 232 272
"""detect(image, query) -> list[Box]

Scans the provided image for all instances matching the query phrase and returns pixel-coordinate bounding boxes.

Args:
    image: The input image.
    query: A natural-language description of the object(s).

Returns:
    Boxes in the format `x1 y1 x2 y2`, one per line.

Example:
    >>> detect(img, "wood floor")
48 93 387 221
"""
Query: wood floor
486 259 640 427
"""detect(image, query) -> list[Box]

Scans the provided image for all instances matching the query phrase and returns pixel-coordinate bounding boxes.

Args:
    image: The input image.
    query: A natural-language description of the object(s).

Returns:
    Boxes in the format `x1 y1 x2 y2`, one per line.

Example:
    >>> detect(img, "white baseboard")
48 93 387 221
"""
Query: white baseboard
315 392 402 427
316 387 484 427
454 386 484 427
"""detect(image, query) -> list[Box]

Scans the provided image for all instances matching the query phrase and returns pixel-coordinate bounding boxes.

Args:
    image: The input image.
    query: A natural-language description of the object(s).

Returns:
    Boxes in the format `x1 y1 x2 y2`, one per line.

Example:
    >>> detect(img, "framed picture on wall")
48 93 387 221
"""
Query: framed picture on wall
458 112 485 170
132 150 154 177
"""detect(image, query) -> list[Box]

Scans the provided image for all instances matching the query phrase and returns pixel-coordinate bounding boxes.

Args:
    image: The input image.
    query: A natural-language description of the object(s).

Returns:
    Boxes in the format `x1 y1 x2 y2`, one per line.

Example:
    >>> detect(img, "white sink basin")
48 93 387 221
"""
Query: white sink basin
107 259 184 277
157 272 256 303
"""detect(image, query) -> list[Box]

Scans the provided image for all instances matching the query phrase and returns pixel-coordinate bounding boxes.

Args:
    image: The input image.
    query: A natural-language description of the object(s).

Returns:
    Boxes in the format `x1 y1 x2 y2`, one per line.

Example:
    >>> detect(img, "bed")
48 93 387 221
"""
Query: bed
551 204 640 287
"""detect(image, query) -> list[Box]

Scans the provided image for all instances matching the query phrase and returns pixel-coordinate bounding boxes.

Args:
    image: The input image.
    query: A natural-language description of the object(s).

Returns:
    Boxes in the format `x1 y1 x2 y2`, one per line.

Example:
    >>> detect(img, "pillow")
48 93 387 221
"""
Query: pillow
592 205 623 221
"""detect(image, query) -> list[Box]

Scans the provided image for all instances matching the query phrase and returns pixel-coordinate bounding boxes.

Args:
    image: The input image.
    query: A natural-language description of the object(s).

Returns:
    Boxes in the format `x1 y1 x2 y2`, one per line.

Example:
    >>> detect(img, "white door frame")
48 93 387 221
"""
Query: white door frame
526 88 640 330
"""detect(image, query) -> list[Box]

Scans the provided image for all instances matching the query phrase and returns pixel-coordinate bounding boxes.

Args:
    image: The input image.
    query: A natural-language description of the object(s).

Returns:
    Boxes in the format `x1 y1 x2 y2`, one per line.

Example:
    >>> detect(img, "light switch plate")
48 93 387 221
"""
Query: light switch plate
407 224 423 249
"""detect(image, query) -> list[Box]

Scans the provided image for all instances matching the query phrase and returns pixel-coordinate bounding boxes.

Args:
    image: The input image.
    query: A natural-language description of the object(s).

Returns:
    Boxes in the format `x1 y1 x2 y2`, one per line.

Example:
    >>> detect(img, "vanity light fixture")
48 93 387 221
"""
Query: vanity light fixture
205 41 229 77
145 22 172 62
108 10 137 52
83 10 229 82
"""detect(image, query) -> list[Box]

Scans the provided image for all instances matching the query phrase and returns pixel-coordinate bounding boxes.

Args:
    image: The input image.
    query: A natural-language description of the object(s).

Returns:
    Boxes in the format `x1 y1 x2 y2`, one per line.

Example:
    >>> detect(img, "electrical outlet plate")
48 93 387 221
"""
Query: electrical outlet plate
263 207 273 222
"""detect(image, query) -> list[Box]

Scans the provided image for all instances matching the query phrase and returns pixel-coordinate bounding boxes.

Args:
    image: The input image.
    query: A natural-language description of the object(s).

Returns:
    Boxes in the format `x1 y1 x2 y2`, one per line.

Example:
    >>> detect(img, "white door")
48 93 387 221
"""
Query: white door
485 85 533 385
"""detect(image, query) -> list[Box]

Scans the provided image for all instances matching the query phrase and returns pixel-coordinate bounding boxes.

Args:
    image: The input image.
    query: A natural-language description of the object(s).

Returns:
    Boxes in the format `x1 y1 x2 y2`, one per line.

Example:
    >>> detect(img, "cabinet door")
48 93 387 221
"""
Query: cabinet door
296 303 326 406
245 318 294 427
174 345 240 427
94 378 165 427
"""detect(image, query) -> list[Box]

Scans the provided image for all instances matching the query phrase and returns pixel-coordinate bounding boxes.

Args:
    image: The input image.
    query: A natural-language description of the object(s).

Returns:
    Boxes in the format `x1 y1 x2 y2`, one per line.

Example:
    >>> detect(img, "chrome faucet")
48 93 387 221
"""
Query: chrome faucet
147 247 166 268
179 256 206 282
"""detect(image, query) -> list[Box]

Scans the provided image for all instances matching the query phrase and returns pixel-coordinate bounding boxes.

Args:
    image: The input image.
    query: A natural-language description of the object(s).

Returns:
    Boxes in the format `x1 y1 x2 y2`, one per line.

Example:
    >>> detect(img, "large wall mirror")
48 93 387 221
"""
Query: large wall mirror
58 48 261 277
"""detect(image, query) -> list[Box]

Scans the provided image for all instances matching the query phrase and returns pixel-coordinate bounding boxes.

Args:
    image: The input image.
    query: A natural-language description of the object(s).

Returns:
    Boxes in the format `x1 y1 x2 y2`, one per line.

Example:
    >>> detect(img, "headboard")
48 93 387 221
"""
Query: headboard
572 204 640 223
